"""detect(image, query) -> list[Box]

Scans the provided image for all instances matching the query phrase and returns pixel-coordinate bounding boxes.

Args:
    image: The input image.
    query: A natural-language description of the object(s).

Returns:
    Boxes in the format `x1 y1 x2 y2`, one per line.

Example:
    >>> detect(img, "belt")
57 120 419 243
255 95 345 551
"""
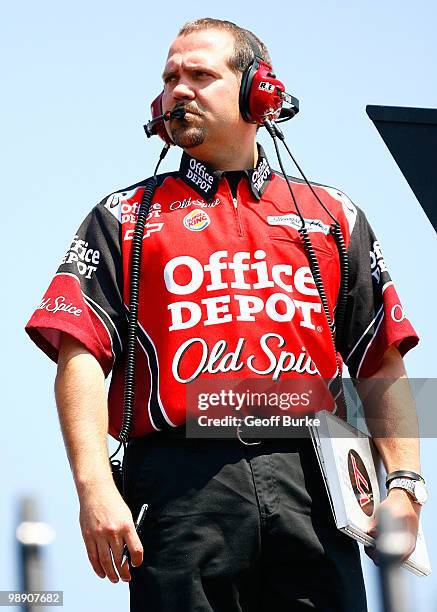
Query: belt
128 422 312 449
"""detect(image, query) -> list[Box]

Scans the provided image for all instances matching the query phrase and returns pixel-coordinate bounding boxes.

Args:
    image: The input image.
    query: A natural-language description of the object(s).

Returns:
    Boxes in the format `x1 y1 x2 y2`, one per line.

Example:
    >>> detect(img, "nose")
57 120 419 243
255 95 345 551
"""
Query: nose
172 79 196 103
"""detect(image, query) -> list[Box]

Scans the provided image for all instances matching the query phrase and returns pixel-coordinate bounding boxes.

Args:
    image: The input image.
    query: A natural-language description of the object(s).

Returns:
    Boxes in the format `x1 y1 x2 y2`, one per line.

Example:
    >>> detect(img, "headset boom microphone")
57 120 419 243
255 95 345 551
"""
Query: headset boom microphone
144 105 186 139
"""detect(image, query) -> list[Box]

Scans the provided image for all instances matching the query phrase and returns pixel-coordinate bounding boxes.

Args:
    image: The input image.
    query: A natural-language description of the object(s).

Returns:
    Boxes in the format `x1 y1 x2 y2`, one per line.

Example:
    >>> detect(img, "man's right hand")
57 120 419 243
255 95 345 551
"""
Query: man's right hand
78 480 144 583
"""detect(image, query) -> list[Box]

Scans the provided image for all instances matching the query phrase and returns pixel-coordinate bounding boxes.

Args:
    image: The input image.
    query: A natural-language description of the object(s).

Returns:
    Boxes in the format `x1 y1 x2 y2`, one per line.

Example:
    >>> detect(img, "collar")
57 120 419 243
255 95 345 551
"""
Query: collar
178 144 273 202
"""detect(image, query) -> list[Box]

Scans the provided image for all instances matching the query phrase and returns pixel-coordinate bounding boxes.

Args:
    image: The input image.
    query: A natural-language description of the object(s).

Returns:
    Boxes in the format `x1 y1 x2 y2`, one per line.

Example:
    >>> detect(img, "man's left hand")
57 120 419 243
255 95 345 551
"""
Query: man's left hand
364 487 421 565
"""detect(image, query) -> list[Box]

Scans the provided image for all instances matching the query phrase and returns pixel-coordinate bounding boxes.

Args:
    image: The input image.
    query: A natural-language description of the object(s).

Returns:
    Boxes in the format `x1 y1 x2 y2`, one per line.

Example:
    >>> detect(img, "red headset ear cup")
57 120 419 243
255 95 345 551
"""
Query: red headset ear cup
239 58 286 125
150 92 164 119
150 92 174 145
239 57 261 123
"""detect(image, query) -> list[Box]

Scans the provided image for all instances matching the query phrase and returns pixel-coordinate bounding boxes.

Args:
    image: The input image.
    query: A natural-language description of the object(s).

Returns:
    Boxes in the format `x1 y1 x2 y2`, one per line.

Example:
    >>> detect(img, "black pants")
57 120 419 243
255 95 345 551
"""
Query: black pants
123 434 367 612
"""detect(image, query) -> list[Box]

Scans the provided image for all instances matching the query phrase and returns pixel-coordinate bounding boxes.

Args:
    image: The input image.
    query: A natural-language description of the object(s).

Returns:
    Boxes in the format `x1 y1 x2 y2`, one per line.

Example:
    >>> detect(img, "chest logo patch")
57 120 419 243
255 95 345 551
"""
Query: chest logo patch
183 209 211 232
267 214 330 235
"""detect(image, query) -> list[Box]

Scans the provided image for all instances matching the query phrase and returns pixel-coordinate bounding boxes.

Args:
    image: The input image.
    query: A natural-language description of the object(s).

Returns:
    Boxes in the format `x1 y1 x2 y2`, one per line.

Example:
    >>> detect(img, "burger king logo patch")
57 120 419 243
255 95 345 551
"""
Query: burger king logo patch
183 209 210 231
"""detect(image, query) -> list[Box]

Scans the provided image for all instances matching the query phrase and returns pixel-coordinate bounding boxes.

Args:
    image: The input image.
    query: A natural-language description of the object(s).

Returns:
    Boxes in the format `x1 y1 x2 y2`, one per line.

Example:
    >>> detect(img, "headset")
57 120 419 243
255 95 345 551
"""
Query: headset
239 57 299 124
144 56 300 143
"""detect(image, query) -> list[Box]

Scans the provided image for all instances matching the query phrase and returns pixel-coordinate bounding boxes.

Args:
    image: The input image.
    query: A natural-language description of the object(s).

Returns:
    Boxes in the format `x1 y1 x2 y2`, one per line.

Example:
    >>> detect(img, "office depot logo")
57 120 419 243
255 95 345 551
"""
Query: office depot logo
370 240 389 284
61 235 100 279
164 250 323 332
183 209 211 231
251 157 271 192
185 159 214 194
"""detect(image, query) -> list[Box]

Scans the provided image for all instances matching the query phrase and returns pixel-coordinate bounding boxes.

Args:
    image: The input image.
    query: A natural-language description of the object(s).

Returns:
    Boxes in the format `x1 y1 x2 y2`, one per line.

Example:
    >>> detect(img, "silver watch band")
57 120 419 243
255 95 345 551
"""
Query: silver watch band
388 478 415 493
388 477 428 505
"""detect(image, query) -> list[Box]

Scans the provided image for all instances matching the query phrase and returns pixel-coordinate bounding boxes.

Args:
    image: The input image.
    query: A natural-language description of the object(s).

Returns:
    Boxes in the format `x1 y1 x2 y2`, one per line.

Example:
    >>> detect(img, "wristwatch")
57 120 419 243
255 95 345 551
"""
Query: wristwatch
387 477 429 506
385 470 425 487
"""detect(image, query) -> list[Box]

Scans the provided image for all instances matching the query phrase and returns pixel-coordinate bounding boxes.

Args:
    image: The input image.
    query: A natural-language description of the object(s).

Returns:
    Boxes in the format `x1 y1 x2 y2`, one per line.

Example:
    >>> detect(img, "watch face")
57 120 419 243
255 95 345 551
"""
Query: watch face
414 481 428 504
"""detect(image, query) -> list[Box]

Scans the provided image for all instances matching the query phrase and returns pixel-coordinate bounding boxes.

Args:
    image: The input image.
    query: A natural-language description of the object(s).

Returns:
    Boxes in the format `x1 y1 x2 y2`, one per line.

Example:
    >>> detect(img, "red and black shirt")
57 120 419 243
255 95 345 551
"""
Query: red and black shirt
26 146 419 438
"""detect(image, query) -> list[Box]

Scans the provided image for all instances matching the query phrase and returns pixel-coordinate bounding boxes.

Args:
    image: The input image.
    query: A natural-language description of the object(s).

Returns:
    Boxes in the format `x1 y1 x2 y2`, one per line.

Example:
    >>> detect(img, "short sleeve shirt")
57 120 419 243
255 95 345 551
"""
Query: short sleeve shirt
25 147 418 438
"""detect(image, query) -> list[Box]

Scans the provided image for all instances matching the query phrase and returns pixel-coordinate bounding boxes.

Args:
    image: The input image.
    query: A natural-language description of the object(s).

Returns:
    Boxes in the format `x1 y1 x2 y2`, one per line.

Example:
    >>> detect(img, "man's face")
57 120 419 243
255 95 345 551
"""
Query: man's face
161 29 250 151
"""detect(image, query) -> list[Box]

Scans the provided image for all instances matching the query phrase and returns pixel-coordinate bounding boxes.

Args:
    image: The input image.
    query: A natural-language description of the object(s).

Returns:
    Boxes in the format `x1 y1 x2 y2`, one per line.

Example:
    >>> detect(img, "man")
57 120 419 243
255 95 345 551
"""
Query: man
26 18 424 611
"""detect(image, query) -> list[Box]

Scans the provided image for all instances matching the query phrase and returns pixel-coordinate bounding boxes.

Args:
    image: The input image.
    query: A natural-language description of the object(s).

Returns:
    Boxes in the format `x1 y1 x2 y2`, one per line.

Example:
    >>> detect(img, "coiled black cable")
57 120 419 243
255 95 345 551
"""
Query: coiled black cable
273 124 350 343
265 121 333 326
264 119 348 417
119 176 157 443
298 227 335 333
110 145 170 495
330 223 349 347
109 177 157 494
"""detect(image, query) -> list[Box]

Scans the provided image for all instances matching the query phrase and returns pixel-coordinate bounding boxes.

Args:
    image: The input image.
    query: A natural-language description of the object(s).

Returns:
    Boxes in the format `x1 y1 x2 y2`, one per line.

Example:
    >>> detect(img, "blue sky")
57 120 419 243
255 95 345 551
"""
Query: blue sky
2 1 437 610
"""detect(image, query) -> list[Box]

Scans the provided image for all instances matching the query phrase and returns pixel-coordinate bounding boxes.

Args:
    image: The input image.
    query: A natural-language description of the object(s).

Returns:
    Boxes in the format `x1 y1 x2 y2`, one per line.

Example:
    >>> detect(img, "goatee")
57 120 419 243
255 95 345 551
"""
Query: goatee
170 124 207 149
169 108 207 148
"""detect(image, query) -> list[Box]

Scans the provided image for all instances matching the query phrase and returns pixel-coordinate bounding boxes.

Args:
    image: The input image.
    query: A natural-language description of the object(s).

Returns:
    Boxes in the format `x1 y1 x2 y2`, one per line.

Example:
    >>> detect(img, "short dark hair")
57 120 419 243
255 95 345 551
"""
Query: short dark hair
177 18 272 73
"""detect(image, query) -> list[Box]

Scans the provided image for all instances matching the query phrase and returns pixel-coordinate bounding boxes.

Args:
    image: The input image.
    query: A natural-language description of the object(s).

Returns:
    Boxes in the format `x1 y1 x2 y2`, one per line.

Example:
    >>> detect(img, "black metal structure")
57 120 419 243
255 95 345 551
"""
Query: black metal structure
367 105 437 233
367 103 437 611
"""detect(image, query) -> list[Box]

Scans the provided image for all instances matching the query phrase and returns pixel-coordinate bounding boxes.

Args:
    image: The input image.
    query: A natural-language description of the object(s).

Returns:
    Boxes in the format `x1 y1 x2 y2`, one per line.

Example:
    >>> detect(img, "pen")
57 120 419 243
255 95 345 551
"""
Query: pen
121 503 148 566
